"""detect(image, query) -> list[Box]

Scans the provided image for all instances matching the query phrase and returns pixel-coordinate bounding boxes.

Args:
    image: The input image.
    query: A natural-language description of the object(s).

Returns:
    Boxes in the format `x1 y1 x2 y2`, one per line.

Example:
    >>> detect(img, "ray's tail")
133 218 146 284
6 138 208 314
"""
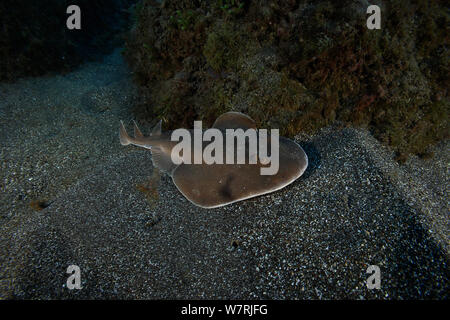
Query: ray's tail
119 120 162 146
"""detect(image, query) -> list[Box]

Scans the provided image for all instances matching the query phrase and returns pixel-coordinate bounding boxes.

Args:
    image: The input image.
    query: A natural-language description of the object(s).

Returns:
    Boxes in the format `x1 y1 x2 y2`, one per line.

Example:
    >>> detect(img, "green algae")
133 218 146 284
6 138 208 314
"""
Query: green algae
203 23 246 72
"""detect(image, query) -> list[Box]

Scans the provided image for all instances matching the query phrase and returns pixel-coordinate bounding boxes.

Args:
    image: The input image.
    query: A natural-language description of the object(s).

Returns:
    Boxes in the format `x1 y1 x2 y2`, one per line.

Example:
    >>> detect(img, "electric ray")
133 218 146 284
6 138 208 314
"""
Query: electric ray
119 112 308 208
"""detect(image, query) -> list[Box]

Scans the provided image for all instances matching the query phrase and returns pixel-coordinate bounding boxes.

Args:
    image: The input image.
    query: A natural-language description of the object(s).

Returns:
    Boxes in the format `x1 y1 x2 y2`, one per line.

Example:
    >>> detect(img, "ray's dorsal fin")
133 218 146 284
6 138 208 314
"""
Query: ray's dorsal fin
151 120 162 136
212 112 257 130
151 146 177 174
133 120 144 138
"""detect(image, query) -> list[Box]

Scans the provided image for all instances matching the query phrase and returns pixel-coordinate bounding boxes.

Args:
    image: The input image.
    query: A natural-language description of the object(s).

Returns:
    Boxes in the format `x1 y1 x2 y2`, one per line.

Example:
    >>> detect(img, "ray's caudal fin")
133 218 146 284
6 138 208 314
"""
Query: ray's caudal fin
119 121 131 146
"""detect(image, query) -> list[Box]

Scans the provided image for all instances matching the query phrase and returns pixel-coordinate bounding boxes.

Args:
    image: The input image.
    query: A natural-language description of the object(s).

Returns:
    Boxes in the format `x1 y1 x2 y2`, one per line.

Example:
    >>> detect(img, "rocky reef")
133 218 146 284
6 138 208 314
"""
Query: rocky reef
124 0 448 161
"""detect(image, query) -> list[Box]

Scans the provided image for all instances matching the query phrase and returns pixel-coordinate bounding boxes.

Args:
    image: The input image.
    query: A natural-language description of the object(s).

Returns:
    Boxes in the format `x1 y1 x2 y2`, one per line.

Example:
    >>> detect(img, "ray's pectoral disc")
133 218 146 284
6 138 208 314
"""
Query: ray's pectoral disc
172 136 307 208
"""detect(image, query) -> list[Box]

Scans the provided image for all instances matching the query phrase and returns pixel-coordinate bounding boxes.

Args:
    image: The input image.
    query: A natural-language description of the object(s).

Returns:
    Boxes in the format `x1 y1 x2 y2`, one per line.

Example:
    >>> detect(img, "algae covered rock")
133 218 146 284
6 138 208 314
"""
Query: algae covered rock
124 0 449 161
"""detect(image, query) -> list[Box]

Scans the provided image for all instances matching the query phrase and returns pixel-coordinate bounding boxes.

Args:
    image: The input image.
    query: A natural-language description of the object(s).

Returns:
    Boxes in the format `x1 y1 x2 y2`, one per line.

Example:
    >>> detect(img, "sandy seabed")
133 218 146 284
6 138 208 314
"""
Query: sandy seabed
0 49 448 299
